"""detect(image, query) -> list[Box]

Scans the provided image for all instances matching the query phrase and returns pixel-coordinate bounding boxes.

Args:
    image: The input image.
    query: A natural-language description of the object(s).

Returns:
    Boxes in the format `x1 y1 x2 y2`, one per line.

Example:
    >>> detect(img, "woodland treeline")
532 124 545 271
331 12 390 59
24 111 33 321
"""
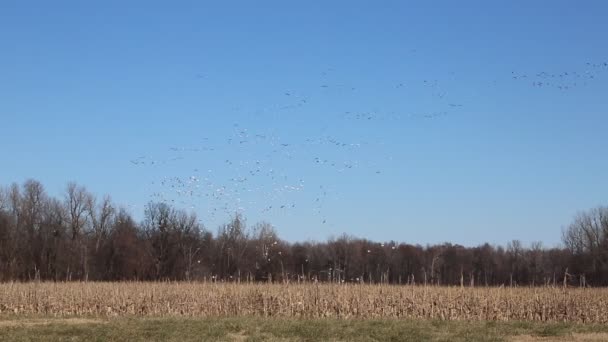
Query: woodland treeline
1 179 607 286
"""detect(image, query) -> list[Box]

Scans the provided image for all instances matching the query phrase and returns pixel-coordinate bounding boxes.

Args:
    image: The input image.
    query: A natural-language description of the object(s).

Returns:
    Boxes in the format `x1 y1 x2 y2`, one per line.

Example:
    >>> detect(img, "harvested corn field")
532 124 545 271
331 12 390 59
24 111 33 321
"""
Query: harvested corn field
1 282 607 323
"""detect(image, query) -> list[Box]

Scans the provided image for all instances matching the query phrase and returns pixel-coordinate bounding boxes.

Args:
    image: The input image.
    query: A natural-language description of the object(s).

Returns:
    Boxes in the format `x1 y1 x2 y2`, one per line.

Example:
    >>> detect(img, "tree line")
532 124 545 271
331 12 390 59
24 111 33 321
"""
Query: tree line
1 179 607 286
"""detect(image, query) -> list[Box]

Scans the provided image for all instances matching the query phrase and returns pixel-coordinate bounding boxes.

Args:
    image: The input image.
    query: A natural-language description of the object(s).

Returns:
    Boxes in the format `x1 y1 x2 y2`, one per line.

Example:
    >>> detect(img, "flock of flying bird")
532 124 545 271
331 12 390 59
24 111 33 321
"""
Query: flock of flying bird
139 127 337 225
511 62 608 90
128 61 607 228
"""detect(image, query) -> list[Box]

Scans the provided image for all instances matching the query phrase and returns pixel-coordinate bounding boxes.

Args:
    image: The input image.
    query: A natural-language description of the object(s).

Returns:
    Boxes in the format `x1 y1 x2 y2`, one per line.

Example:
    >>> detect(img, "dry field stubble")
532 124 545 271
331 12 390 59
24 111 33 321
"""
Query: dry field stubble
1 282 607 323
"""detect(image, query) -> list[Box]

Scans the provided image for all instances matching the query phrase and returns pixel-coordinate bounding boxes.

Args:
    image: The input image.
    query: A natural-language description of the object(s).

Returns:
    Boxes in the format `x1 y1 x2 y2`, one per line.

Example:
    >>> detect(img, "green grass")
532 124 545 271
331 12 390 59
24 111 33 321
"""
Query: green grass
2 316 608 341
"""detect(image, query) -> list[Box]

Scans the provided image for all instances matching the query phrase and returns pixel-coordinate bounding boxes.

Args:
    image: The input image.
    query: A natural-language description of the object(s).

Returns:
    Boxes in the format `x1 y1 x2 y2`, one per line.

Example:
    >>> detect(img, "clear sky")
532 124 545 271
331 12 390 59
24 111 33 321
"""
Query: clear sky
2 1 607 247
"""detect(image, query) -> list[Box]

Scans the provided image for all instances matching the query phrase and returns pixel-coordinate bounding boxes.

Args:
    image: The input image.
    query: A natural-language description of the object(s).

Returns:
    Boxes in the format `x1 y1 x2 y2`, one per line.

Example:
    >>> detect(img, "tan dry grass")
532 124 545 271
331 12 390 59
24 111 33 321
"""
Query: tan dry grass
1 282 607 323
0 318 105 328
511 333 608 341
226 330 249 342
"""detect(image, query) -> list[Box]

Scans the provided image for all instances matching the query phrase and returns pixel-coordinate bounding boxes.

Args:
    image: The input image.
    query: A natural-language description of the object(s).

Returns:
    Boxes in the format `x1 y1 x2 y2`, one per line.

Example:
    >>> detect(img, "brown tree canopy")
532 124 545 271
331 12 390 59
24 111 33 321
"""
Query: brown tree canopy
0 179 605 286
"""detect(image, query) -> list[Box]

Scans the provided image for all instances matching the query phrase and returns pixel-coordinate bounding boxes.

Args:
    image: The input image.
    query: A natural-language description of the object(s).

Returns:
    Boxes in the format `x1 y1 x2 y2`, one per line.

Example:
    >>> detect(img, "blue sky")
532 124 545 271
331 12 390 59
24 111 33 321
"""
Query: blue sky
1 1 607 246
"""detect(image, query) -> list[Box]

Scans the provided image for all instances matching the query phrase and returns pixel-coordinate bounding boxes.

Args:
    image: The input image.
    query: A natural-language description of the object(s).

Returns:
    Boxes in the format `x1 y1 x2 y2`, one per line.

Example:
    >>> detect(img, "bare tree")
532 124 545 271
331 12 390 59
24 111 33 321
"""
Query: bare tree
87 195 115 253
216 213 250 281
174 210 202 280
66 183 91 240
429 247 443 285
42 197 66 280
65 182 93 280
251 221 280 281
21 180 47 280
143 202 174 279
0 186 8 212
563 206 608 284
